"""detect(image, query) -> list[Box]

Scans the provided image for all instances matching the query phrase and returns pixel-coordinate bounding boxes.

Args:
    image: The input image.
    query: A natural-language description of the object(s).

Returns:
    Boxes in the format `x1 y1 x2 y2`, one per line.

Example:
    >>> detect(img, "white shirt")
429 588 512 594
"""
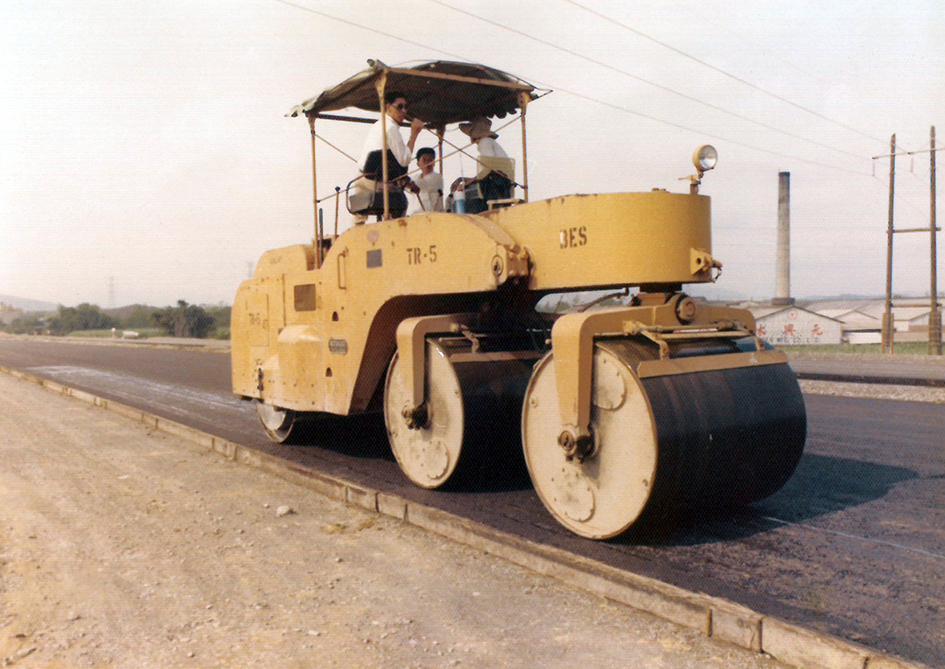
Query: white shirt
358 118 411 171
476 137 509 160
473 137 513 181
415 172 444 212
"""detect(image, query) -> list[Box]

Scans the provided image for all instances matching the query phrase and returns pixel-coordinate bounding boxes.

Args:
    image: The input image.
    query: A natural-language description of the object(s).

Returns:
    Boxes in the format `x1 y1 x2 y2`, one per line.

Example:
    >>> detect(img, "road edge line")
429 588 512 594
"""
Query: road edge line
0 364 930 669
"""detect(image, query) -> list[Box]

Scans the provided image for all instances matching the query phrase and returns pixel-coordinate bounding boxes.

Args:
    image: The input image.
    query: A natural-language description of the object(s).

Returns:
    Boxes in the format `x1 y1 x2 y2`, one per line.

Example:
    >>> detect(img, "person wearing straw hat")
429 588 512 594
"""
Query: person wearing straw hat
450 117 513 214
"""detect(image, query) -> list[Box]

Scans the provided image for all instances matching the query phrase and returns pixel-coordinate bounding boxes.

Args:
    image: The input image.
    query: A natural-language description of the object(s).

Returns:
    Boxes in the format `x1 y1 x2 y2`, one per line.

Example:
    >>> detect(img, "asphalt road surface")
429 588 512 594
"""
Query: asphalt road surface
0 338 942 666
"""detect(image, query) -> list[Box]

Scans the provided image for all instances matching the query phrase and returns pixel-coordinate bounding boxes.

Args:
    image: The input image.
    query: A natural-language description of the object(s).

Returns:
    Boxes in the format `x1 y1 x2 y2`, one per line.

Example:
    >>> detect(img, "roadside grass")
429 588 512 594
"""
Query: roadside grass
69 328 164 339
780 342 938 355
67 327 229 340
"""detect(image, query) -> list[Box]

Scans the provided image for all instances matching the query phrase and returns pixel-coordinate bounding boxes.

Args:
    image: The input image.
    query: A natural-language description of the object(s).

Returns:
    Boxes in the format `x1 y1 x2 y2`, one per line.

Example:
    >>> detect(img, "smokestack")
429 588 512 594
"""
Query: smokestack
772 171 795 306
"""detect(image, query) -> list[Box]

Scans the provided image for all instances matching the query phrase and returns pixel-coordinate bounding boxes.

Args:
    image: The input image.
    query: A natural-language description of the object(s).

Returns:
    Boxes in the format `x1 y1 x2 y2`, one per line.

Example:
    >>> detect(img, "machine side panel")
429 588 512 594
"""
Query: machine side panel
231 277 285 398
237 214 526 414
231 280 258 397
489 192 715 291
232 245 313 399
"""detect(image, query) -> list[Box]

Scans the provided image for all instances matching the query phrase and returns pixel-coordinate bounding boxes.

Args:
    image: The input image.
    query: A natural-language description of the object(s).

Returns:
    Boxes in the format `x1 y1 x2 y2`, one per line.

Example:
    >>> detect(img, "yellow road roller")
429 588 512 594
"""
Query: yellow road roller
231 60 806 539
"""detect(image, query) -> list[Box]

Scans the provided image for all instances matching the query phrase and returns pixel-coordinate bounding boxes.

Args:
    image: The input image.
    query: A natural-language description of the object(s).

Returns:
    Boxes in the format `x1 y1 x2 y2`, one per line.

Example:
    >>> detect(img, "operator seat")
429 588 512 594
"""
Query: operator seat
346 149 409 220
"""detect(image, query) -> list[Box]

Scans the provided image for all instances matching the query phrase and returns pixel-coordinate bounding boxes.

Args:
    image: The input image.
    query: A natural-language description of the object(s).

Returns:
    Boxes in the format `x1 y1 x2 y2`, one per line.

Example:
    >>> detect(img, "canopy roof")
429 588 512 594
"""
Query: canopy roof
288 60 540 127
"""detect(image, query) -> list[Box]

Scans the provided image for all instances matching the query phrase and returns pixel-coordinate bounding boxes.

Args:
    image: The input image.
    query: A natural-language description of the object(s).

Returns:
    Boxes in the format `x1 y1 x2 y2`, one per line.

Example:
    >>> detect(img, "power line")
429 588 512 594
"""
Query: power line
671 2 834 91
559 0 888 146
427 0 866 162
544 84 872 176
271 0 466 60
270 0 871 177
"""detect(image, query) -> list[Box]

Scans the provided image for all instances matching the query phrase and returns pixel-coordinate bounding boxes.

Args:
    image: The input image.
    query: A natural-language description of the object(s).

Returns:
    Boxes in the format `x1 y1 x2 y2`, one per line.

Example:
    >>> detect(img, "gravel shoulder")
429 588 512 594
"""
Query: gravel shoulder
786 350 945 366
798 379 945 404
0 373 790 669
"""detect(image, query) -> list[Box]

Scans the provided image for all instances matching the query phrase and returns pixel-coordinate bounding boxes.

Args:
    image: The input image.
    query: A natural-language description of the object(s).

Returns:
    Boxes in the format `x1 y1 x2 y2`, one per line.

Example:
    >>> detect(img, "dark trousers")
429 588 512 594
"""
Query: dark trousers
465 173 513 214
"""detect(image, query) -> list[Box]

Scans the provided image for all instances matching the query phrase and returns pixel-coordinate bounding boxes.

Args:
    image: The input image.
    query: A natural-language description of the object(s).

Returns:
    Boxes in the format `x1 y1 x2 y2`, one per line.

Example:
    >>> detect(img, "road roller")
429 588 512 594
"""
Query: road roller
231 60 806 539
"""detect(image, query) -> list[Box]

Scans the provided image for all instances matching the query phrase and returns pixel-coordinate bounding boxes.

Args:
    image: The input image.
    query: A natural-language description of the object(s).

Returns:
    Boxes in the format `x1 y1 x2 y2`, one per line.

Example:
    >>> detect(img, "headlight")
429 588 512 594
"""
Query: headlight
693 145 718 171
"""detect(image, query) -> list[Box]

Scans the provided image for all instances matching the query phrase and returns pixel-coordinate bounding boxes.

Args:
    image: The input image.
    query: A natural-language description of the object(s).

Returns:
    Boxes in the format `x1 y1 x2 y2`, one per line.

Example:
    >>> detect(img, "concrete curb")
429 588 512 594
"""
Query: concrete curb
0 364 931 669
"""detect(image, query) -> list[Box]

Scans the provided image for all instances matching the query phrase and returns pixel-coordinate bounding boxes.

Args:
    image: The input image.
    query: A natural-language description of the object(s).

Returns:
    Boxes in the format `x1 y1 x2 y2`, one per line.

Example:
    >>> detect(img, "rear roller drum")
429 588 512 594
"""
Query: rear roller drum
256 401 304 444
383 339 536 489
521 340 806 539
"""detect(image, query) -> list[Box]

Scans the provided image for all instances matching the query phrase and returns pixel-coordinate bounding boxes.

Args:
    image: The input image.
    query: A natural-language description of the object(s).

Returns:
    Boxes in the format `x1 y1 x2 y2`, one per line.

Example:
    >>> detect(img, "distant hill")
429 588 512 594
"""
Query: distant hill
0 294 58 312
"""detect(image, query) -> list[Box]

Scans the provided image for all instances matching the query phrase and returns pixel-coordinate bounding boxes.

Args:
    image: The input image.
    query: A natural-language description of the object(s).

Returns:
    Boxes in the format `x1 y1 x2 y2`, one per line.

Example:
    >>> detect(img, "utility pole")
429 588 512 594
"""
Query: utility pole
883 135 896 354
931 126 942 355
108 276 116 309
873 130 944 355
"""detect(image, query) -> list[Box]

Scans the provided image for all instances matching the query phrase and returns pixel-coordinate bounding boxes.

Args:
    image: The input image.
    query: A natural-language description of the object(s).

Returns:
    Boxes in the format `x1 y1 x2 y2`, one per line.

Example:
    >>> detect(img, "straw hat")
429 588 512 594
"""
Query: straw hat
459 117 498 140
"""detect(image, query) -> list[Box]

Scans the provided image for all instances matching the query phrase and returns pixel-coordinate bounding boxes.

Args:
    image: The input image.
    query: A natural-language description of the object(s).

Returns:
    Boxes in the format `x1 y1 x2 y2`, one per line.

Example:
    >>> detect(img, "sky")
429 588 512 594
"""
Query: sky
1 0 943 307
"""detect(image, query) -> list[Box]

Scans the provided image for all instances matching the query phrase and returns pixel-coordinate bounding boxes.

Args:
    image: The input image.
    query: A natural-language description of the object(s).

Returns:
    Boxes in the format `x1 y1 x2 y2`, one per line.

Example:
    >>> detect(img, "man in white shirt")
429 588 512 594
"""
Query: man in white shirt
352 91 425 223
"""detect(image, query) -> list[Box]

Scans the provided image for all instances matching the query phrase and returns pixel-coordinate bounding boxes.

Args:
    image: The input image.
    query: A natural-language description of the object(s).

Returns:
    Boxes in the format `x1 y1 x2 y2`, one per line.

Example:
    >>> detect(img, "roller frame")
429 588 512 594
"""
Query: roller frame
551 293 784 445
395 313 479 424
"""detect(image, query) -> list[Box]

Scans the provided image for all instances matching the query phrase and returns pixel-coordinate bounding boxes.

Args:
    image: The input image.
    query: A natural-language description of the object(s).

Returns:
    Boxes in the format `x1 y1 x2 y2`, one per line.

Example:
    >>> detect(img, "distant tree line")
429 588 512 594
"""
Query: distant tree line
49 303 120 335
1 301 231 339
152 301 218 338
3 313 45 335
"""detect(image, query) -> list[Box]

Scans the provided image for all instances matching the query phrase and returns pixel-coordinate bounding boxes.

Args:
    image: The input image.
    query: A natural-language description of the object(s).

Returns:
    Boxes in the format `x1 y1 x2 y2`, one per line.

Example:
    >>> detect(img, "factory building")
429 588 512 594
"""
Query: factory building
751 306 843 346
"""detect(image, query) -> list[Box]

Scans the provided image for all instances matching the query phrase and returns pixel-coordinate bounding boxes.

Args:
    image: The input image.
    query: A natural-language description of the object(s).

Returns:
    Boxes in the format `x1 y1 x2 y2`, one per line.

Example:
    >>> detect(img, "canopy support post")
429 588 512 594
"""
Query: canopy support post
375 73 390 221
308 114 322 267
518 92 530 203
334 186 341 240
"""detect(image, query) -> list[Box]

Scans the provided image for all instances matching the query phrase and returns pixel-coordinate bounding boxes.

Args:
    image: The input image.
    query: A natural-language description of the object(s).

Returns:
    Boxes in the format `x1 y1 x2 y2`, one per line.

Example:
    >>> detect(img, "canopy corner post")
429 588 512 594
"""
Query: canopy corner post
518 91 530 203
307 112 322 266
334 186 341 240
375 72 390 220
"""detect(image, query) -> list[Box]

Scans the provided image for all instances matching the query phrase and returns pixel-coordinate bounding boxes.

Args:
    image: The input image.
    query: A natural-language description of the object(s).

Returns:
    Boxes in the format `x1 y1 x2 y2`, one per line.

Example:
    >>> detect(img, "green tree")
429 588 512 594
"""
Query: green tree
204 304 231 328
121 305 161 329
6 314 45 334
152 300 216 338
47 303 118 335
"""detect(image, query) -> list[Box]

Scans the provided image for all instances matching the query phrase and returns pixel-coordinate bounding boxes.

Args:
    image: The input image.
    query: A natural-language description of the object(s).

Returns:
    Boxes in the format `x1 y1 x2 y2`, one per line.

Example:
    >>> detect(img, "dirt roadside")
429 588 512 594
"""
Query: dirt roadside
0 374 791 669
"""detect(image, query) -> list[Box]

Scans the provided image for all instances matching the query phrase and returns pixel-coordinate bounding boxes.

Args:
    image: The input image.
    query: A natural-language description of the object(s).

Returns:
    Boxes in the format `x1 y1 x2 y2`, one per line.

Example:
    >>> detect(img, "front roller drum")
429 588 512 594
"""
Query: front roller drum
521 340 806 539
383 339 536 489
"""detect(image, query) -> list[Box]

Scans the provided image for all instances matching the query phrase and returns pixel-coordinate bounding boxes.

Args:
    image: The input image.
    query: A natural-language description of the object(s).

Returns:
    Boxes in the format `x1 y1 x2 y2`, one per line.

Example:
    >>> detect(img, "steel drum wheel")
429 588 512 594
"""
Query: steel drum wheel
256 401 301 444
384 341 465 489
521 340 806 540
522 346 659 539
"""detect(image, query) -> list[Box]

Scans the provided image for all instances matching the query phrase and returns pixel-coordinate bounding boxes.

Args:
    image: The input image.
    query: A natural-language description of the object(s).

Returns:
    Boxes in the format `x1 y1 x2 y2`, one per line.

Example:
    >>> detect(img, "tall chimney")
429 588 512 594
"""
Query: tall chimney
772 171 795 306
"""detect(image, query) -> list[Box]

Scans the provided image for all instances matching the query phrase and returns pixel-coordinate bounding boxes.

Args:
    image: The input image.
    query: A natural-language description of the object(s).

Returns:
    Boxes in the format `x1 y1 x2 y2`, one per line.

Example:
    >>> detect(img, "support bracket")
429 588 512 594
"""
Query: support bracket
551 294 759 441
395 313 479 419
